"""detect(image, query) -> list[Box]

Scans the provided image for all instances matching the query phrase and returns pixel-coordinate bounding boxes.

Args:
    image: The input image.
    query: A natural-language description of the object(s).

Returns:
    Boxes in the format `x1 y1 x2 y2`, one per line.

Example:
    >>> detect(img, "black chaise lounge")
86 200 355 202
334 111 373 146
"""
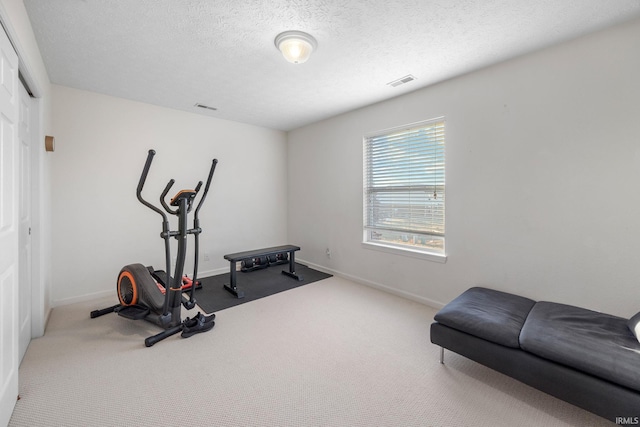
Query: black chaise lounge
430 287 640 423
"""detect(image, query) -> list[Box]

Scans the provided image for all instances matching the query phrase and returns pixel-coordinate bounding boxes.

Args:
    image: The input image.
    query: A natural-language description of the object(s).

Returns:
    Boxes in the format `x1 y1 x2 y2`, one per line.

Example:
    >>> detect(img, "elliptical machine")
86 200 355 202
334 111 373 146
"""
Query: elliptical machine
91 149 217 347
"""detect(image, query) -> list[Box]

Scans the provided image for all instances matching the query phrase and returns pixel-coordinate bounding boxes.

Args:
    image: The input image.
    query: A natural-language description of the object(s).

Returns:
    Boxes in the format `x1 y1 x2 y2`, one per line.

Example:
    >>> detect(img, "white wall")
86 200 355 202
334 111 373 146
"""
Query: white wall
51 85 288 305
288 17 640 317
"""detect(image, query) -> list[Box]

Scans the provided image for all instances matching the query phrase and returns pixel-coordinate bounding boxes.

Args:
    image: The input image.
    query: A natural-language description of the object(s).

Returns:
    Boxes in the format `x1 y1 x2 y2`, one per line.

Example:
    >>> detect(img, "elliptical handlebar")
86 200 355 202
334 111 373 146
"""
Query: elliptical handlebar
160 179 177 215
195 159 218 219
188 181 204 213
137 150 217 218
137 149 168 221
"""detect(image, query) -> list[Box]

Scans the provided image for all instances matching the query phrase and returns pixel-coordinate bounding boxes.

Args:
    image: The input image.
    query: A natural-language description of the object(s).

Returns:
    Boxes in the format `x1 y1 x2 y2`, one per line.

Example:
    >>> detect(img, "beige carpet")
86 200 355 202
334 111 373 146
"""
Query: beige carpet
9 276 609 426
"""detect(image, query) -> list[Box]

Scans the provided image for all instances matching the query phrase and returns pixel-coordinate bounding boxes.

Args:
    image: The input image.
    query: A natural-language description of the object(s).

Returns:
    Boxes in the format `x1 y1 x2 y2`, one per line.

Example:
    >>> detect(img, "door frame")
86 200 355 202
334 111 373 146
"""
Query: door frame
26 91 44 339
18 80 32 362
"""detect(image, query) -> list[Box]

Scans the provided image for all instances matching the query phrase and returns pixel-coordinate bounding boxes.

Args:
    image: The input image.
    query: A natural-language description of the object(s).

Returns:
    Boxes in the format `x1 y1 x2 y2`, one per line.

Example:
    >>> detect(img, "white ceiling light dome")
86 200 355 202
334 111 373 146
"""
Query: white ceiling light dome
274 30 317 64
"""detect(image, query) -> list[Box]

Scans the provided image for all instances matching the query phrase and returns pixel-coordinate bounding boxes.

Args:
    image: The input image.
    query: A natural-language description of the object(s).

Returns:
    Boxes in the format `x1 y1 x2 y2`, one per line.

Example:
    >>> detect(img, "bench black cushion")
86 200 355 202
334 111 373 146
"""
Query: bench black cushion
224 245 300 262
434 287 536 348
520 301 640 393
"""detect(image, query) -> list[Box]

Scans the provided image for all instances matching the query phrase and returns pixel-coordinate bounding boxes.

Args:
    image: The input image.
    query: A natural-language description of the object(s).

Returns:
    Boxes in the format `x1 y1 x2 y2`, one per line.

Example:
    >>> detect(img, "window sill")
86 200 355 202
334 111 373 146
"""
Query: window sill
361 241 447 263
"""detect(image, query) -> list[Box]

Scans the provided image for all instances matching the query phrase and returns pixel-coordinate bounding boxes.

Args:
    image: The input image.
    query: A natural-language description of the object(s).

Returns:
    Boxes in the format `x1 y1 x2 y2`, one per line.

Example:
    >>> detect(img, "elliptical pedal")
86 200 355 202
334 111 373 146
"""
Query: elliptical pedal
116 304 150 320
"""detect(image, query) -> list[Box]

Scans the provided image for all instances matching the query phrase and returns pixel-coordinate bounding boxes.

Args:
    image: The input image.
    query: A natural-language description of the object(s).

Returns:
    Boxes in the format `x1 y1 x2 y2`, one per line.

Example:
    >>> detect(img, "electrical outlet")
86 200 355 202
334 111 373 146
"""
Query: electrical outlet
203 252 210 262
326 248 331 259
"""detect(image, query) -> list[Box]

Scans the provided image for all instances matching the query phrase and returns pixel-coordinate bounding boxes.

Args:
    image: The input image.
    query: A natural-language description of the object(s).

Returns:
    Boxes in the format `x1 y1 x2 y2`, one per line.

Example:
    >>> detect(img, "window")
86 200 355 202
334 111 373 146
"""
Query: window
363 118 445 258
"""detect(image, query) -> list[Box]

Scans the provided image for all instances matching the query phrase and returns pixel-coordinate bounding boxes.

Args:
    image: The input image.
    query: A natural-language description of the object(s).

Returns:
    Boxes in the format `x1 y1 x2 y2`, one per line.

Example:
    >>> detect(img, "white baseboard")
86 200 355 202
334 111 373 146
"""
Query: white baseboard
53 289 113 308
298 258 445 309
198 266 229 278
52 263 445 310
53 266 230 308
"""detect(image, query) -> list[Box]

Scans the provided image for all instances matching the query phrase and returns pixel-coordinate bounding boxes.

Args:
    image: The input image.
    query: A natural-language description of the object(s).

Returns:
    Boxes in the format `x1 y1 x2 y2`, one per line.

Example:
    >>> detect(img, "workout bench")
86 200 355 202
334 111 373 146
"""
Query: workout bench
223 245 302 299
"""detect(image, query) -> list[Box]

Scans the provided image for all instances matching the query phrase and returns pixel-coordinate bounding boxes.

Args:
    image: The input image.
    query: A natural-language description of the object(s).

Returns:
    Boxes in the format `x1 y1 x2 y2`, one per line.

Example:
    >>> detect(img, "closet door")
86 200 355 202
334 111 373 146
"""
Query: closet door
0 20 20 427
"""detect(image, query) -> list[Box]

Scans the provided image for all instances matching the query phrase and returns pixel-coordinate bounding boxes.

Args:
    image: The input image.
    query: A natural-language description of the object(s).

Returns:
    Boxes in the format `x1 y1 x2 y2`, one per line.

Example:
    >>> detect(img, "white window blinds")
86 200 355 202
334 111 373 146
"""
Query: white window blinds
363 118 445 253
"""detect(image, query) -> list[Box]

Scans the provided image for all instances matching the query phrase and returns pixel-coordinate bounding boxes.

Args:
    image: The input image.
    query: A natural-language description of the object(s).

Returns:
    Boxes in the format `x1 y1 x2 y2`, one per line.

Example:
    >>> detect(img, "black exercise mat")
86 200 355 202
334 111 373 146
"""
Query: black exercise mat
194 263 331 314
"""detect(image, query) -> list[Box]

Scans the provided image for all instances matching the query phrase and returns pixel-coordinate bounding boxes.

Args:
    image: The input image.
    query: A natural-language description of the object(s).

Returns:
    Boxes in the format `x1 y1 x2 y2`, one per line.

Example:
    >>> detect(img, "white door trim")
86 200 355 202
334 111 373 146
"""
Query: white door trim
18 81 32 362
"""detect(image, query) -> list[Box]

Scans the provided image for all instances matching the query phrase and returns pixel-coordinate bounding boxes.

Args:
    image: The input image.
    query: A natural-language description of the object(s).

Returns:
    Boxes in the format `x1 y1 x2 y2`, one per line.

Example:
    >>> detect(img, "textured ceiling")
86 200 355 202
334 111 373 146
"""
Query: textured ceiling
23 0 640 131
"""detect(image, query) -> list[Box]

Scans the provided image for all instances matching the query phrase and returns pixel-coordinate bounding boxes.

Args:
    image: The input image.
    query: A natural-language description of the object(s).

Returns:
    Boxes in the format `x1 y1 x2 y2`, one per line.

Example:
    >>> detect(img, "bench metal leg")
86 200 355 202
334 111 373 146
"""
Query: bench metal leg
281 249 303 281
223 261 245 299
440 347 445 364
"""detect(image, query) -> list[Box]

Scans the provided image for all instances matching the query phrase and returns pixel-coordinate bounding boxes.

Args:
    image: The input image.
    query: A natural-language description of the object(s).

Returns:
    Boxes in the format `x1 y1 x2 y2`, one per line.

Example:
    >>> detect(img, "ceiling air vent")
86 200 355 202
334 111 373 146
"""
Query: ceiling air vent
195 103 217 111
387 74 416 87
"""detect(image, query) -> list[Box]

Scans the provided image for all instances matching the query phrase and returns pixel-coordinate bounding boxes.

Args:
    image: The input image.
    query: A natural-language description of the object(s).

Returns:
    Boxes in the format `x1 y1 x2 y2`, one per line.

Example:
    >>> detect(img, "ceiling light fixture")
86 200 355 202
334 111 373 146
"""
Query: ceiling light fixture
274 30 317 64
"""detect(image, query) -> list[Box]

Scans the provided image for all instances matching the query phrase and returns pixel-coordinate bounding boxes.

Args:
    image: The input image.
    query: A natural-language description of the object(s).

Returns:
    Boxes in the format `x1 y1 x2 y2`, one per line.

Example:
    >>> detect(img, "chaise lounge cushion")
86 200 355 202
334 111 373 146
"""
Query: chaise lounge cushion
520 301 640 393
434 287 536 348
629 311 640 343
